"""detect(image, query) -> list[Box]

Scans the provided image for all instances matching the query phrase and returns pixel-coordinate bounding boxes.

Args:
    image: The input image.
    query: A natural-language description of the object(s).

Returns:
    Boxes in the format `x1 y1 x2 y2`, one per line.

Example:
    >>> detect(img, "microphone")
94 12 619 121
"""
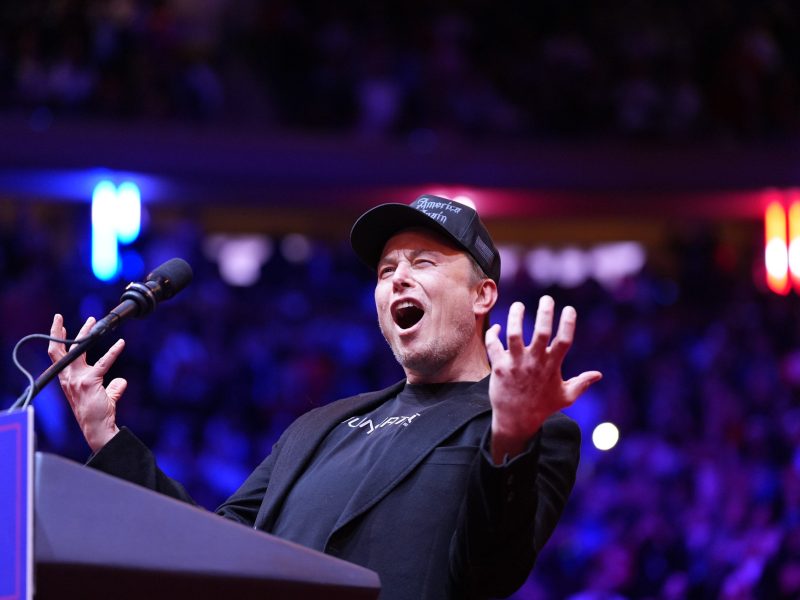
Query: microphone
8 258 193 411
89 258 193 338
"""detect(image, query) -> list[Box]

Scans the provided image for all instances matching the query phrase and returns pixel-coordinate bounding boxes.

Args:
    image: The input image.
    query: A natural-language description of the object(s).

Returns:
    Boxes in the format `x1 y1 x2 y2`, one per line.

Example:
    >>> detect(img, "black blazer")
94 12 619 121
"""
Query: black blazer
89 378 581 599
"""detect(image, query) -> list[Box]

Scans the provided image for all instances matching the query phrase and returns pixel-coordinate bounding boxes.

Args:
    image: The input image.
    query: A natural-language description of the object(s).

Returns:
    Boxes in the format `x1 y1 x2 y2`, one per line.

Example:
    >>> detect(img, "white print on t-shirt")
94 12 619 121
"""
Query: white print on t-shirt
344 413 421 435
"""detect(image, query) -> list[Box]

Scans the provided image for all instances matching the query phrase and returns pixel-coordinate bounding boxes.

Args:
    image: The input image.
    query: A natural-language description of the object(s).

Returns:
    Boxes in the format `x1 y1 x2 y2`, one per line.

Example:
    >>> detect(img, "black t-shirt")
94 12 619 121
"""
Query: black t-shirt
271 381 480 551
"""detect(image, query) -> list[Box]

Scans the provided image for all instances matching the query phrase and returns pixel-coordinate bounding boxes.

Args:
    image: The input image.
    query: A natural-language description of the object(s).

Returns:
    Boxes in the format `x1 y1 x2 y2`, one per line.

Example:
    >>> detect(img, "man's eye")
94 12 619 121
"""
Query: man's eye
414 259 434 267
379 266 394 278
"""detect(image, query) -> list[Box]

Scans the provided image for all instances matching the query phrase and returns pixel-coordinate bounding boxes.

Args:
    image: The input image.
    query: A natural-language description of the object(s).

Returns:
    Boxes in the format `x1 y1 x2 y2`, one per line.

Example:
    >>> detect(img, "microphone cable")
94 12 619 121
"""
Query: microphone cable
7 331 90 412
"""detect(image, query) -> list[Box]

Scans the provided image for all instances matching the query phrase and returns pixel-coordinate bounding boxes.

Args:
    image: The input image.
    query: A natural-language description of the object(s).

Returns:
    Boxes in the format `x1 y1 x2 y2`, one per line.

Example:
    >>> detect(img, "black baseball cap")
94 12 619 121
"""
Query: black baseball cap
350 194 501 283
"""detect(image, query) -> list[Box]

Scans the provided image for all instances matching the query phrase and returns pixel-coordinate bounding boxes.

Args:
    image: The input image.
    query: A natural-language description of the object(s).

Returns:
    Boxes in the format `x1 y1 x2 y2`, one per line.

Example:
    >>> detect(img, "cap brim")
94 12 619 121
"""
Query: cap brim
350 203 466 271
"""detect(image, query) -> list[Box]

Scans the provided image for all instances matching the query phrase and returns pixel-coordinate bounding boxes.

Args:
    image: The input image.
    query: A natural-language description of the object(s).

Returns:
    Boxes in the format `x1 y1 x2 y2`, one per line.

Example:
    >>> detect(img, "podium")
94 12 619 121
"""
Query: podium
33 452 381 599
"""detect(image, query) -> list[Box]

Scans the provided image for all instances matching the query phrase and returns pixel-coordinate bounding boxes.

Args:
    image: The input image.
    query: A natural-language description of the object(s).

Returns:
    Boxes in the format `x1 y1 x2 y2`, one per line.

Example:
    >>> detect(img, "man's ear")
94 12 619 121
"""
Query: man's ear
474 278 498 317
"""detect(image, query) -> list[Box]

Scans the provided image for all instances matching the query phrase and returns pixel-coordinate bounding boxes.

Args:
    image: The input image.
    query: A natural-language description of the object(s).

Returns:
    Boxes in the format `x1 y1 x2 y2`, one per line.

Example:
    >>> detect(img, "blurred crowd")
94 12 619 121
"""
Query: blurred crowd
2 210 799 599
1 0 800 140
3 1 800 597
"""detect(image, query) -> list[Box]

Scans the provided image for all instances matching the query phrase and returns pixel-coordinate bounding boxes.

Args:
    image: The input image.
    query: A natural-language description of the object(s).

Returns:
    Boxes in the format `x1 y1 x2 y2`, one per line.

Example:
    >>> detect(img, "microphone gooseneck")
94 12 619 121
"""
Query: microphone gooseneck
9 258 193 411
89 258 193 338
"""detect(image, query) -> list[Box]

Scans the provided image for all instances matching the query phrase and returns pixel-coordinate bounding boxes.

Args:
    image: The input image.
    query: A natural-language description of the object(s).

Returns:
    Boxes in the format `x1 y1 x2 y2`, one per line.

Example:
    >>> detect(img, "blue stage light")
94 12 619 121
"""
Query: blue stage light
116 182 141 244
92 181 119 280
91 180 142 281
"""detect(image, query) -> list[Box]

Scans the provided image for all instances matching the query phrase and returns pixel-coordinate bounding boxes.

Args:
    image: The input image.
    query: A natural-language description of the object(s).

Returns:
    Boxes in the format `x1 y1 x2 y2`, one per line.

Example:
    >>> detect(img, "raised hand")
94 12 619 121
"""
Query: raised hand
47 314 127 452
485 296 602 463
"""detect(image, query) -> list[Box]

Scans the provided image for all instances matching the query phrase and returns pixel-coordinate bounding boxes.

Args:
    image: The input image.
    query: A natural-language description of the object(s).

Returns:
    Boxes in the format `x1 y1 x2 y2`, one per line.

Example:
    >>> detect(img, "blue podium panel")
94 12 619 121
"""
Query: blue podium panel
0 408 34 600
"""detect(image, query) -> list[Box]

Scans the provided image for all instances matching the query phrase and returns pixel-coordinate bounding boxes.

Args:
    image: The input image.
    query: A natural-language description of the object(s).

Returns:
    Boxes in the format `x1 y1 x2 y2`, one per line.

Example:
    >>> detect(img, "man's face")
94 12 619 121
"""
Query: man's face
374 229 481 380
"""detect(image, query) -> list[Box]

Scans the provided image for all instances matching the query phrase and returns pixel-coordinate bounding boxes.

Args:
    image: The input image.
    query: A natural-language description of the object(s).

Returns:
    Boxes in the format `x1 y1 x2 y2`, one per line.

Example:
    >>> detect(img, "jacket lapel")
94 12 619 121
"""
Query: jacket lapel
254 380 406 530
328 379 491 539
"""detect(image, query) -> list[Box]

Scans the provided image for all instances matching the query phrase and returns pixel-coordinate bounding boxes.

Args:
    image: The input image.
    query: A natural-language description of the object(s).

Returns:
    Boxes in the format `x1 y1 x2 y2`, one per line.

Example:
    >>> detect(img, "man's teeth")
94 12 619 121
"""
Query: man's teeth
394 301 424 329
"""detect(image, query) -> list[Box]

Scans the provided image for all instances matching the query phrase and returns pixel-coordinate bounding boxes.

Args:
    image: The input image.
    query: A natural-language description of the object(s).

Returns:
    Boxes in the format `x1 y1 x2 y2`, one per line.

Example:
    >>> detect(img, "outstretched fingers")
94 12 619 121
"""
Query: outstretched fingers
506 302 526 357
94 339 126 376
48 314 67 362
531 296 555 354
563 370 603 404
71 317 95 348
485 323 505 364
549 305 577 364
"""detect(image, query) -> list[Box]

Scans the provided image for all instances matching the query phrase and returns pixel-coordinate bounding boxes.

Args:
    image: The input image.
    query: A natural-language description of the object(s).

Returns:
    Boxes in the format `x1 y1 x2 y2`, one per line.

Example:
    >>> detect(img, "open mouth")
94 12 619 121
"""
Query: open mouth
392 301 425 330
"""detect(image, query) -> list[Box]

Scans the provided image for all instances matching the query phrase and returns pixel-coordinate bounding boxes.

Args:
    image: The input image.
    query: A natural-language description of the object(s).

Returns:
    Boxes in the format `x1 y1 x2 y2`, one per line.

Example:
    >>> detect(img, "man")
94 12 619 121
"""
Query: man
49 194 601 599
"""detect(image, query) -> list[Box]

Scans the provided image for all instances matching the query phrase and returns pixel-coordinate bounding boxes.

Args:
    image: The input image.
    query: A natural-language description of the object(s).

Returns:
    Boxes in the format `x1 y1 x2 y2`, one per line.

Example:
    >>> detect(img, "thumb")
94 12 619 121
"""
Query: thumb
106 378 128 404
564 371 603 404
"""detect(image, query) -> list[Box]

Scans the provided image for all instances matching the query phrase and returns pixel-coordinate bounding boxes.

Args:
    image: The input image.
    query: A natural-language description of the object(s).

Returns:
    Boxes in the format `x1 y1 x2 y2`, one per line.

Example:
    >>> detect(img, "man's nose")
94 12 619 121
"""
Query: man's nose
392 261 414 291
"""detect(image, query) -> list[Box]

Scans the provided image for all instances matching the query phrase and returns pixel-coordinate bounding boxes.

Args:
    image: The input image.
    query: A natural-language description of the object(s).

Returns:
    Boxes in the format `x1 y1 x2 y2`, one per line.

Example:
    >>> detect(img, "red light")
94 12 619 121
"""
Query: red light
765 200 790 295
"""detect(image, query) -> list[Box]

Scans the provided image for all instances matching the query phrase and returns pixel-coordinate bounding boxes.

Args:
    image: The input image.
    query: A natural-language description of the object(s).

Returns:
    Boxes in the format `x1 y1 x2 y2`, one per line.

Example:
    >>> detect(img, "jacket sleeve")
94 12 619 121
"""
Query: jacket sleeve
87 426 279 527
448 412 581 598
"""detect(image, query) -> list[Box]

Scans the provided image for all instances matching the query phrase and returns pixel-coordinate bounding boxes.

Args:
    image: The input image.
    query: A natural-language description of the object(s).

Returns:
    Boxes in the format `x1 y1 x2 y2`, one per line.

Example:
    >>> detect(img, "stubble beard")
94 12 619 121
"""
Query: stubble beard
379 313 476 378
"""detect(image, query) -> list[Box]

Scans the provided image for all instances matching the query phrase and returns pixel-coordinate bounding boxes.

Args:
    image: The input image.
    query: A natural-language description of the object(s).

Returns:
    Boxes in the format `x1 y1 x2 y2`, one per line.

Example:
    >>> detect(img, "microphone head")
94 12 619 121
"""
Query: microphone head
146 258 194 301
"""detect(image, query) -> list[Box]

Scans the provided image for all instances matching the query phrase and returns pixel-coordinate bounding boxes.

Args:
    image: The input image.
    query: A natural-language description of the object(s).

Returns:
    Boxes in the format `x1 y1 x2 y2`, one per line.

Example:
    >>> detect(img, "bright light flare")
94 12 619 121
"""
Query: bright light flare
592 242 647 288
452 195 476 210
765 200 790 295
592 422 620 451
204 234 273 287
